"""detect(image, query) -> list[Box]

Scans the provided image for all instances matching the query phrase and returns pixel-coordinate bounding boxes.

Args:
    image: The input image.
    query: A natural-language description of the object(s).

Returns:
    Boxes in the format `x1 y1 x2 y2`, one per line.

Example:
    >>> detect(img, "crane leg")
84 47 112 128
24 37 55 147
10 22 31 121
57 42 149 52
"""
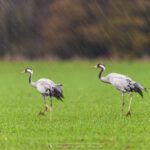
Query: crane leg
50 96 52 121
39 95 48 115
120 93 125 118
126 93 133 117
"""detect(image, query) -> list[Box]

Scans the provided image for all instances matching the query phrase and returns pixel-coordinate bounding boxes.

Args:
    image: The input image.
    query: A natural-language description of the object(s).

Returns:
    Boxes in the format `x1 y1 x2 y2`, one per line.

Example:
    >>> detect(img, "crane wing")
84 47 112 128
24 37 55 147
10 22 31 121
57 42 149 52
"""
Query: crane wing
101 72 146 97
111 76 146 97
36 79 55 94
36 78 63 98
106 73 132 81
111 77 133 92
36 78 64 100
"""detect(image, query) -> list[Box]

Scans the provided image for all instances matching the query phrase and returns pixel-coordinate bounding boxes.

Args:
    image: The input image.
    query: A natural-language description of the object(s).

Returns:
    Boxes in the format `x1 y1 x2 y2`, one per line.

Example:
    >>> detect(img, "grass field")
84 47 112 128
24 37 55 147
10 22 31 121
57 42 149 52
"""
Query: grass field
0 61 150 150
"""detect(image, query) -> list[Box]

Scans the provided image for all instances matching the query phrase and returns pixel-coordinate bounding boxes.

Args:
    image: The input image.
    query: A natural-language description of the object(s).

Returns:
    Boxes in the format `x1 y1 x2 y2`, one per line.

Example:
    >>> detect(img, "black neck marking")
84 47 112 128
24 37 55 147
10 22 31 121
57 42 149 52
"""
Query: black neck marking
29 73 32 84
99 68 104 79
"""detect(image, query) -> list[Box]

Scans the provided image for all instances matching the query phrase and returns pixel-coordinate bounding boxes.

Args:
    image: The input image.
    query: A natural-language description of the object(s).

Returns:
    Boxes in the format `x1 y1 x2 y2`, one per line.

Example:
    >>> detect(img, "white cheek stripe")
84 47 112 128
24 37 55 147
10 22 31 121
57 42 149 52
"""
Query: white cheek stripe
27 69 33 73
100 65 105 70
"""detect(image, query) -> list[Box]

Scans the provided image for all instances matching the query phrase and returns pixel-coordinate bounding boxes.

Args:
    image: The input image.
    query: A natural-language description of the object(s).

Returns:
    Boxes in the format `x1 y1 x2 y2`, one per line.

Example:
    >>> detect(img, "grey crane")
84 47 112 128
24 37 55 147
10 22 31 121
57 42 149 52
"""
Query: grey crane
93 64 146 118
21 68 64 120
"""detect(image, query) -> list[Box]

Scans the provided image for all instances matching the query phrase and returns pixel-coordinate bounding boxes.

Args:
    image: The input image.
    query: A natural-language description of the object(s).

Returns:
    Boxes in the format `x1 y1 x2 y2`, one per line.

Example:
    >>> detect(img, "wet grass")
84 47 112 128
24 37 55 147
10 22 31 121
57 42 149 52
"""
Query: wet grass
0 61 149 150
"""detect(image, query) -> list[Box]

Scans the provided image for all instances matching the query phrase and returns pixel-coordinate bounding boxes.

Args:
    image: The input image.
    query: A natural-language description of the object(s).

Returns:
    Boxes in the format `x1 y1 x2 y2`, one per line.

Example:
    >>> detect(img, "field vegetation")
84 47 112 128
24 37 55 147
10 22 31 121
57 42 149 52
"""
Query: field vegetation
0 61 149 149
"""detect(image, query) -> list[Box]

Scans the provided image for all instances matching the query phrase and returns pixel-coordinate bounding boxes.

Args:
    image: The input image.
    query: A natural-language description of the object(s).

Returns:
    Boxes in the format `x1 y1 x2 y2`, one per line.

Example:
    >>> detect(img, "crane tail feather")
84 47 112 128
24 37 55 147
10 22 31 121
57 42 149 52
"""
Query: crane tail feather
52 85 64 101
133 83 145 98
136 88 143 98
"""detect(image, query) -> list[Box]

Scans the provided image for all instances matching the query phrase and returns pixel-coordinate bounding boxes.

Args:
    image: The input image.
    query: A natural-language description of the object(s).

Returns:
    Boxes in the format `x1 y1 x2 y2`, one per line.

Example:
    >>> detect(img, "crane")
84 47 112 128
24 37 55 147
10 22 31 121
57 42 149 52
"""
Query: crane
21 68 64 120
93 64 146 118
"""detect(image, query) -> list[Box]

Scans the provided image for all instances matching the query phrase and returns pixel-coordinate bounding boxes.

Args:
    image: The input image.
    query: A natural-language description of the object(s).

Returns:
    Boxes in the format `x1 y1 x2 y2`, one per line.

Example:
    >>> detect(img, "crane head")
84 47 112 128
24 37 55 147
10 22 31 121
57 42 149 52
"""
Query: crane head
92 64 105 70
21 68 33 74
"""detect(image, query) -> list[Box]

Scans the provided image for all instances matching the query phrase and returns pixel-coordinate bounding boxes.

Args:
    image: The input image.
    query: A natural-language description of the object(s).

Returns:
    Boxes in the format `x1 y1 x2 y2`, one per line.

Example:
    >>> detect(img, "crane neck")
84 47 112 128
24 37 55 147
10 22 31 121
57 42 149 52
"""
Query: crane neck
99 68 104 79
99 68 108 83
29 73 36 88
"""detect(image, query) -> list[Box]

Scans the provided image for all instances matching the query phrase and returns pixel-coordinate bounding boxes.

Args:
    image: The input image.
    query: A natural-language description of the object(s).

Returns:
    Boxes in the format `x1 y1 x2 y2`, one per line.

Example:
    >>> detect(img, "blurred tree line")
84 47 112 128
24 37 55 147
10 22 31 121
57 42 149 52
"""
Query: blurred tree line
0 0 150 59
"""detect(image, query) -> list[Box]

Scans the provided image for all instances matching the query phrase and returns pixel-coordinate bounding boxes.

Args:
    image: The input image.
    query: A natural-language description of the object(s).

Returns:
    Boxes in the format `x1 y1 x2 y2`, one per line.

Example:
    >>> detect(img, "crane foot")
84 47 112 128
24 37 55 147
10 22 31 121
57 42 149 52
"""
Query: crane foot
39 111 45 116
126 110 131 117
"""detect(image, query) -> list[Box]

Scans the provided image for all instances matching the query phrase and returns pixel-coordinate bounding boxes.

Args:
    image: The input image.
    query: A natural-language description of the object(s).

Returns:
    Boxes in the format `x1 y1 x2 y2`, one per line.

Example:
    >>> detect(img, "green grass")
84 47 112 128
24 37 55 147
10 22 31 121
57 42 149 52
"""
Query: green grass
0 61 150 150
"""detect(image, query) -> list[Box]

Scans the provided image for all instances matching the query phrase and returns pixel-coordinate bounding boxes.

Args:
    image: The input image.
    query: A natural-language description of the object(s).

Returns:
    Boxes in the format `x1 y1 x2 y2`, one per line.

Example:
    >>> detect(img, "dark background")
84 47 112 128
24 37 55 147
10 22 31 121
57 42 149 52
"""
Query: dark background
0 0 150 59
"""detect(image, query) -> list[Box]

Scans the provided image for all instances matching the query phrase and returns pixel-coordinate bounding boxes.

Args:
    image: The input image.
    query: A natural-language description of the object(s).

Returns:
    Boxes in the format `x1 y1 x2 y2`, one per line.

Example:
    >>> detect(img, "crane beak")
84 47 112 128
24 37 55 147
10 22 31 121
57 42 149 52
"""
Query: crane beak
20 70 25 74
92 65 97 69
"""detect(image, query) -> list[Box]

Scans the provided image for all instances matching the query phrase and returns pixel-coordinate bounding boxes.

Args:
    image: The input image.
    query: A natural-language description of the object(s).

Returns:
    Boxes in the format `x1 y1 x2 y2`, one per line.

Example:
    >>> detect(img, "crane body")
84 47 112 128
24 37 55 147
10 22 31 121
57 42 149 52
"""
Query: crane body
21 68 63 120
93 64 146 118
